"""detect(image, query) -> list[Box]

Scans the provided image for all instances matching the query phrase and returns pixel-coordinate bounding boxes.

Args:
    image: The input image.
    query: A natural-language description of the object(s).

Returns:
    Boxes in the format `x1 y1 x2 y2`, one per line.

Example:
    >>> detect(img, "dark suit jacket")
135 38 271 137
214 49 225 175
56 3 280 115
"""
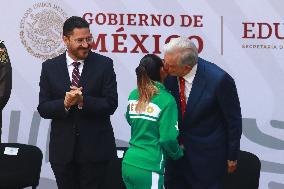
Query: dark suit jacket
37 51 118 164
164 58 242 183
0 41 12 141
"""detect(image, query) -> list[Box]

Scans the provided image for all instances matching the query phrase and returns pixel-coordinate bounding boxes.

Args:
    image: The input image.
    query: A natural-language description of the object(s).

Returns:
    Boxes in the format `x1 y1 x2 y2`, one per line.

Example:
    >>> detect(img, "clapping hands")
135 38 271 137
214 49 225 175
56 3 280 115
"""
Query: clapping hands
64 86 83 109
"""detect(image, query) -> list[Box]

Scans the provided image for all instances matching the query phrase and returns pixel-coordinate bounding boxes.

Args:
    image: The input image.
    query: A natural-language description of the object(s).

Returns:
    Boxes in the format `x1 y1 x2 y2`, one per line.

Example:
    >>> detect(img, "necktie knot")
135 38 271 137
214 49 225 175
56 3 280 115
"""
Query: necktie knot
72 62 81 68
179 77 185 86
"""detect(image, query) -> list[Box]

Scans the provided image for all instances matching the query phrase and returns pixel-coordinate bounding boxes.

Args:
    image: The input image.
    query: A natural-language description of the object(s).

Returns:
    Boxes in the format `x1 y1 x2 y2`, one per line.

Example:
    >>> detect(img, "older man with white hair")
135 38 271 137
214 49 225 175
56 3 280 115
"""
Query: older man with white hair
163 37 242 189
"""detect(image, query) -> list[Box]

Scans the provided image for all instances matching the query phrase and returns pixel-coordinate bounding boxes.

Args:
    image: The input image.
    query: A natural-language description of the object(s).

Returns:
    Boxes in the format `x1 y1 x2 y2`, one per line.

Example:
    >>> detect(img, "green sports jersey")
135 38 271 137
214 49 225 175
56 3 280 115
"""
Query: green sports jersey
123 82 183 174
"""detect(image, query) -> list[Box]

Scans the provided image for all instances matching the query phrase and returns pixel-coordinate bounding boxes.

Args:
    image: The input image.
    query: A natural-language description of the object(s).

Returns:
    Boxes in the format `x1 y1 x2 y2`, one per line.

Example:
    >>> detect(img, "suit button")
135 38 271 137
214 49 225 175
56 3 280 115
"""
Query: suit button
73 124 79 136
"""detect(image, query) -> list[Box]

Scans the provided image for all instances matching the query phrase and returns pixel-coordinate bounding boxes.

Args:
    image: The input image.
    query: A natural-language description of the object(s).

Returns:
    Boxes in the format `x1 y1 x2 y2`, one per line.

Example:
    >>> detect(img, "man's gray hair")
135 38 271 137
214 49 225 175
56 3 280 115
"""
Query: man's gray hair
163 37 198 66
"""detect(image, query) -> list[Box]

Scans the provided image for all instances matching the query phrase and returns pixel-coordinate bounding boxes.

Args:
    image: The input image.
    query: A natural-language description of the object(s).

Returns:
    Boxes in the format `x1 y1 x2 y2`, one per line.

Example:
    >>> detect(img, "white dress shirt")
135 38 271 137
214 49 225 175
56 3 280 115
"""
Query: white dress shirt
66 52 84 82
178 64 198 104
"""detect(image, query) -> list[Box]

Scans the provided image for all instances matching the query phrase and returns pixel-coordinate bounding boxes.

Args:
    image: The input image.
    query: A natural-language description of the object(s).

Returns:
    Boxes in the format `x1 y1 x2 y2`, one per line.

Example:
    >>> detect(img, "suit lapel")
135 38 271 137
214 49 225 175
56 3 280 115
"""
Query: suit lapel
56 53 71 92
185 59 207 120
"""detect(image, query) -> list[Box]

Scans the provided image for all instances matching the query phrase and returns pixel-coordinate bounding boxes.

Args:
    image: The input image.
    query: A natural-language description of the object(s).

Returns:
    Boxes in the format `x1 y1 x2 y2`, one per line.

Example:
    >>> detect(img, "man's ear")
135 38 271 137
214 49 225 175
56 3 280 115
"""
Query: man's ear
181 65 193 76
185 64 192 71
63 35 69 46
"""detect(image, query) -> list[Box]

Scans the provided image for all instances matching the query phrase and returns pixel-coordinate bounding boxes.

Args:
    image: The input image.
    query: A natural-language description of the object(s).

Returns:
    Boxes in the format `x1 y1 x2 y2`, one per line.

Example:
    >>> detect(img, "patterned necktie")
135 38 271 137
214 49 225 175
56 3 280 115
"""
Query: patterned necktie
179 77 186 118
71 62 81 87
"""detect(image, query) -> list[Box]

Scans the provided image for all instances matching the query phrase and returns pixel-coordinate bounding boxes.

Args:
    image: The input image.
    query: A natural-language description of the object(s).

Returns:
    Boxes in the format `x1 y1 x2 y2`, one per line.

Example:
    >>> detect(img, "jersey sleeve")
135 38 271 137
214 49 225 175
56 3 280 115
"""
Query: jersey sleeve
158 98 183 160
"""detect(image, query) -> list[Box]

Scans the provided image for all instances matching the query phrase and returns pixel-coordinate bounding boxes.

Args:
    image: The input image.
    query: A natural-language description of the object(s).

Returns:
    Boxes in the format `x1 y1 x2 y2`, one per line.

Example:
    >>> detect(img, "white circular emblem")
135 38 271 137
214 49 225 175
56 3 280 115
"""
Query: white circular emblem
20 2 68 60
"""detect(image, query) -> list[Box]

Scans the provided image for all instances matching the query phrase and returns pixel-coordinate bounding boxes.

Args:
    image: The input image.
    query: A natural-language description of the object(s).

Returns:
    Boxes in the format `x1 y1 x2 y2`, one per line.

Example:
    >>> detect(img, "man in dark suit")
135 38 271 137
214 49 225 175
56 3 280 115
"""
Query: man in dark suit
37 16 118 189
0 40 12 142
163 37 242 189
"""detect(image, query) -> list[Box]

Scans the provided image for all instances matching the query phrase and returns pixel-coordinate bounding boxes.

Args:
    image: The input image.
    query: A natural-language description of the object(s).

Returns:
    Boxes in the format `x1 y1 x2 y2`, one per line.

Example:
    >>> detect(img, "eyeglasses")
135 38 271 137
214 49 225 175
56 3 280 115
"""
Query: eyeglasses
73 37 94 45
